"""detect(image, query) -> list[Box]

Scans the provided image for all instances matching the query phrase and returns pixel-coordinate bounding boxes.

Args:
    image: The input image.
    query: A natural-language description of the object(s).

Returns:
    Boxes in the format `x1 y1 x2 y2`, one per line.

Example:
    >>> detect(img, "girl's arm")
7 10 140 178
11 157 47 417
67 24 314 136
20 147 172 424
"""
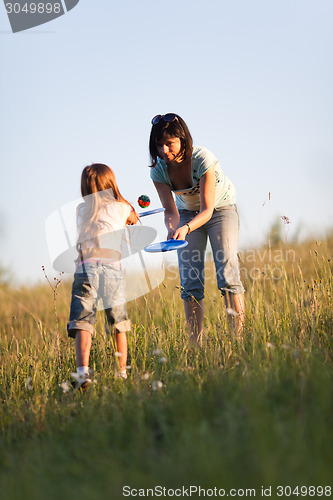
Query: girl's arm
153 181 180 239
173 166 215 240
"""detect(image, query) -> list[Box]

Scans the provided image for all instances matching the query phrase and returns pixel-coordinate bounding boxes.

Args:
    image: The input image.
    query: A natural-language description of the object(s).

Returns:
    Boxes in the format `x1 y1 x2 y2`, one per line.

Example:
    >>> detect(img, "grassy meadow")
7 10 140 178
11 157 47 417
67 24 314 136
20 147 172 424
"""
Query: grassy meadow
0 235 332 499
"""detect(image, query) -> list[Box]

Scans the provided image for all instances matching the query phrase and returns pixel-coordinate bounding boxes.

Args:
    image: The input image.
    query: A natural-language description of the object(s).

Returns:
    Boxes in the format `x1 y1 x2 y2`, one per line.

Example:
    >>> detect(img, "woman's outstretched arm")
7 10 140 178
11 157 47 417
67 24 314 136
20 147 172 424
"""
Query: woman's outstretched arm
153 181 180 239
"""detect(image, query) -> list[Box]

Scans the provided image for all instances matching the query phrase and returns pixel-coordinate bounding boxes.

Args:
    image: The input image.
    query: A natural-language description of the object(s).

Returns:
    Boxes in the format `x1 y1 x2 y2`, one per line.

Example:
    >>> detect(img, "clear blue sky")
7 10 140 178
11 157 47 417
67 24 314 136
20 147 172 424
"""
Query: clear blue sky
1 0 332 285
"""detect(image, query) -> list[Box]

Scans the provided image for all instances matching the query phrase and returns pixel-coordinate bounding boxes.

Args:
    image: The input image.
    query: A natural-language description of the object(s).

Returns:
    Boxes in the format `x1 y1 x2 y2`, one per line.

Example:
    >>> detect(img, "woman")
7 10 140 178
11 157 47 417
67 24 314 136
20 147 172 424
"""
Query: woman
149 113 245 342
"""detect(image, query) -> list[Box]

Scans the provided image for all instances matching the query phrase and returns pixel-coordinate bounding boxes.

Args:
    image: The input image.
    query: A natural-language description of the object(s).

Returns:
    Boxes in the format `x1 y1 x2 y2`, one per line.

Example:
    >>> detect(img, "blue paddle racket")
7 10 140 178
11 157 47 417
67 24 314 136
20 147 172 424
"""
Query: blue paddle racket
139 208 165 217
144 239 188 253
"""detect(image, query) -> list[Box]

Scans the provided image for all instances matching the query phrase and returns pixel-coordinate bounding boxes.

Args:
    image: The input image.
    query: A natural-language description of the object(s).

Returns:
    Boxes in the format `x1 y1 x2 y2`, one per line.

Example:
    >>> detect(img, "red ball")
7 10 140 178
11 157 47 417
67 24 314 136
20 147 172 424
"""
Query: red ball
138 195 151 208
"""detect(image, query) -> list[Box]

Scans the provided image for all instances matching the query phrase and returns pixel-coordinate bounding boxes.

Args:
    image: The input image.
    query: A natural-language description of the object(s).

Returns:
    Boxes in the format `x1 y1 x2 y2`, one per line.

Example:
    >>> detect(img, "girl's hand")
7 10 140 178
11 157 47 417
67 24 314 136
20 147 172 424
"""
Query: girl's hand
172 225 189 241
126 210 139 225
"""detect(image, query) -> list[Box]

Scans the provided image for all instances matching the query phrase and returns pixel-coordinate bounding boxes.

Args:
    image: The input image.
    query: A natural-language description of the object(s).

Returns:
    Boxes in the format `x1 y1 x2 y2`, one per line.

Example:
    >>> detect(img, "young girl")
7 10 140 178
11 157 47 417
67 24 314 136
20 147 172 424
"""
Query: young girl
67 163 139 389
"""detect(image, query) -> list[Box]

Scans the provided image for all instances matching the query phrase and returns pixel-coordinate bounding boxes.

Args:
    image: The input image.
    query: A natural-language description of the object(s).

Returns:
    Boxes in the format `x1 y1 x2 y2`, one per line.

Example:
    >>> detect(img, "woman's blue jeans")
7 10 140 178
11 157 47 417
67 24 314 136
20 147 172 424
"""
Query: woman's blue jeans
178 204 245 301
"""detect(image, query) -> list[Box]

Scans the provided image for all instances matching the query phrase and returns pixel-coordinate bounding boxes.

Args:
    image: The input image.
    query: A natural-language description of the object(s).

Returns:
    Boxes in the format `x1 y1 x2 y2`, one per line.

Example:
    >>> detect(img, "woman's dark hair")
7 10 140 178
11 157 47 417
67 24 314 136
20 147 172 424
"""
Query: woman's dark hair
149 114 193 167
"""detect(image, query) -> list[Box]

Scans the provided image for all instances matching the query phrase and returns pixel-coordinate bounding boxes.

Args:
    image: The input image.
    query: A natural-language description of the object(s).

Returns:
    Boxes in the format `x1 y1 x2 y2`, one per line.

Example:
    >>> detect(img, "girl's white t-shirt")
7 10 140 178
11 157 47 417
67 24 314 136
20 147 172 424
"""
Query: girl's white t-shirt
77 199 131 252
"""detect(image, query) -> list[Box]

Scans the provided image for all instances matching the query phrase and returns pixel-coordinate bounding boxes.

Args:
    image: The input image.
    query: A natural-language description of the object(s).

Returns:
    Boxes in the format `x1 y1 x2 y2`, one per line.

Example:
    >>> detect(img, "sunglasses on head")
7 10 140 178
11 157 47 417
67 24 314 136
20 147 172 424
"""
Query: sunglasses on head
151 113 177 125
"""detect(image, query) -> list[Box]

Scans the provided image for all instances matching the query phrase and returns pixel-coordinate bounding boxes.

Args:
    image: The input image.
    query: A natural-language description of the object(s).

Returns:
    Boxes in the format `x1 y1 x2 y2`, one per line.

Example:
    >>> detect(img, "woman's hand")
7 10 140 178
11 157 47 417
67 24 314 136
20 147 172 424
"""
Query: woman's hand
167 227 177 240
172 225 189 241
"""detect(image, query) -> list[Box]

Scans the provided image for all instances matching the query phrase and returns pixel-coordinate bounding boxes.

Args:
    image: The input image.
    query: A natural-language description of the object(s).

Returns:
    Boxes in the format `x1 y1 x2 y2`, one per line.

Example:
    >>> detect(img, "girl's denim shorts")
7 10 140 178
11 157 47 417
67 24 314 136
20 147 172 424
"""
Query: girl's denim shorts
178 204 245 301
67 260 131 337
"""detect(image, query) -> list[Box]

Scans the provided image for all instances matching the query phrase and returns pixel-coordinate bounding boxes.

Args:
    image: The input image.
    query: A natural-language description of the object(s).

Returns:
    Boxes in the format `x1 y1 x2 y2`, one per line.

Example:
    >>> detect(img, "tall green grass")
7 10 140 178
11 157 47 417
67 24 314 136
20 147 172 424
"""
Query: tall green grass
0 237 332 499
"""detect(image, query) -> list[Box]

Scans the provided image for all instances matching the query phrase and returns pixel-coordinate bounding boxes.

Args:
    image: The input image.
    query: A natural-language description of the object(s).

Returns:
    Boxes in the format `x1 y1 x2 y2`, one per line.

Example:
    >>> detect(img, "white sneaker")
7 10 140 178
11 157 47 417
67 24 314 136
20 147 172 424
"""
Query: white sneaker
71 372 92 391
115 370 127 380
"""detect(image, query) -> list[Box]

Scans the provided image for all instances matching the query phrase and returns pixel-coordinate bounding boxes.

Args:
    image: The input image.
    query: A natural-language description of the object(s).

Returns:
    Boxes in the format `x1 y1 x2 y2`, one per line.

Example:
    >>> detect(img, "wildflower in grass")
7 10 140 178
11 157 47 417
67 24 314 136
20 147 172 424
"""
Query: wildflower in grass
42 266 64 365
281 344 290 350
266 342 275 349
152 348 163 356
59 381 71 393
152 380 163 391
114 351 122 357
281 215 290 224
226 307 238 317
159 356 168 363
143 373 150 380
25 376 33 390
293 349 301 360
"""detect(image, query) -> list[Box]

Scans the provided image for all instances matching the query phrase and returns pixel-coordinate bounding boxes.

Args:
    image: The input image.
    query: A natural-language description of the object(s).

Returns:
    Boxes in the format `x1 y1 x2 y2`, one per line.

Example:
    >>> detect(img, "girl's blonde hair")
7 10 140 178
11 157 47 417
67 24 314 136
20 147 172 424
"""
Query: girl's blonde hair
77 163 135 251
